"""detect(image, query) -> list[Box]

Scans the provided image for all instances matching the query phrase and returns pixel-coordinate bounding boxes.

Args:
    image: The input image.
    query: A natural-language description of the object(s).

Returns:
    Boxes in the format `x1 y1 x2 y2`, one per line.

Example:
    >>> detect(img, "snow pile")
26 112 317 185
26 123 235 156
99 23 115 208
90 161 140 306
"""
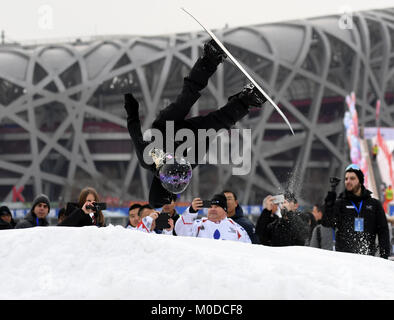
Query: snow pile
1 225 394 300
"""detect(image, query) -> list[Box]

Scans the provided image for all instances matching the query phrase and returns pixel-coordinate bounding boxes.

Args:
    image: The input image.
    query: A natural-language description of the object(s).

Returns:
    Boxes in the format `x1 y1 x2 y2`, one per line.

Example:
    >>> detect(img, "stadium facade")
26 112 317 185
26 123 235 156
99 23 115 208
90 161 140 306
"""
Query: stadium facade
0 7 393 206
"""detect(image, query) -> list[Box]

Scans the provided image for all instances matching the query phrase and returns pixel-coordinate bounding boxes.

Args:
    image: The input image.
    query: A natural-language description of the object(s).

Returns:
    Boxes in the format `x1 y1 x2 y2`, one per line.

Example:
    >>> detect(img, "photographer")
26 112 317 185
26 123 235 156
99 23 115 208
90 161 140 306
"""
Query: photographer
255 192 309 247
155 195 180 235
174 193 251 243
321 164 390 258
135 204 174 235
58 187 105 227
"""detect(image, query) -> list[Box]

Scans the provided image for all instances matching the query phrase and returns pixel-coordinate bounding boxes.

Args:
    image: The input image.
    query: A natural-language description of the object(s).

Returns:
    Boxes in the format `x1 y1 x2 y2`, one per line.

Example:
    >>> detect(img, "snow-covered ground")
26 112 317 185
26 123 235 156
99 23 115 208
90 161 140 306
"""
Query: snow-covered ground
1 225 394 300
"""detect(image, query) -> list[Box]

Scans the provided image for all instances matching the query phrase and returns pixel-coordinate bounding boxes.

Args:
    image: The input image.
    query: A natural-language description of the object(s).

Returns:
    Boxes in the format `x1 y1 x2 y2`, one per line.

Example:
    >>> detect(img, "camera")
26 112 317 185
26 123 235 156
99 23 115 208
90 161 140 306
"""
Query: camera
272 194 285 204
201 200 212 208
86 202 107 212
329 177 341 192
155 212 171 230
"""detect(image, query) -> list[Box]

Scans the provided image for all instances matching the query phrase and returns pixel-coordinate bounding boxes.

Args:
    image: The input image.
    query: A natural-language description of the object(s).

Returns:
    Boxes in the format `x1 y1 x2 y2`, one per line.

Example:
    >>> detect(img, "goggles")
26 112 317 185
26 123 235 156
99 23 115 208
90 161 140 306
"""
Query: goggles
345 163 361 171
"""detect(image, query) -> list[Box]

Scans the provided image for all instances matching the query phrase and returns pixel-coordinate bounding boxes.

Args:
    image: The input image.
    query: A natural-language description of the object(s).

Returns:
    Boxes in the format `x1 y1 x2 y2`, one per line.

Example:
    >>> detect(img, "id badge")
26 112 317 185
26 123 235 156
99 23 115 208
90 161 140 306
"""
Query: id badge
354 218 364 232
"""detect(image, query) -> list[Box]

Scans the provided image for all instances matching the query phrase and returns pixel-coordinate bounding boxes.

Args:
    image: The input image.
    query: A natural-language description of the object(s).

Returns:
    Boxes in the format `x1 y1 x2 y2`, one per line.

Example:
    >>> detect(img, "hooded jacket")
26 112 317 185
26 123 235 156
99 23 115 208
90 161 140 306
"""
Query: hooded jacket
0 217 15 230
57 203 98 227
321 187 390 259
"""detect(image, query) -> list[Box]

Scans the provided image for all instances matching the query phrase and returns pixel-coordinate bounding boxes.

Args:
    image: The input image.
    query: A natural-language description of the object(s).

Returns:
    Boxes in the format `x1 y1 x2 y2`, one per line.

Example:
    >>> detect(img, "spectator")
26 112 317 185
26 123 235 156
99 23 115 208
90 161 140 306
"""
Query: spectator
135 204 173 235
126 204 142 229
372 144 378 161
312 204 323 224
156 195 180 235
15 194 50 229
384 185 393 214
175 193 251 243
0 205 15 230
301 211 317 246
255 195 280 245
380 183 387 203
57 208 67 224
321 164 390 259
310 224 336 251
255 192 310 247
58 187 105 227
223 190 260 244
309 203 336 251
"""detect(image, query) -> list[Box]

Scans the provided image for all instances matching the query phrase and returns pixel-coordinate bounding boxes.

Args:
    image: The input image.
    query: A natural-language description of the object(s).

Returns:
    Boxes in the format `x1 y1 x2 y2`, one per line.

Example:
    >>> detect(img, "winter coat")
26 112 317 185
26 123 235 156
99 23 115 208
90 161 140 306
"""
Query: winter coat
321 187 390 259
0 218 15 230
231 205 260 244
175 207 251 243
15 211 49 229
57 203 98 227
134 216 172 235
310 224 335 251
154 210 180 236
255 208 310 247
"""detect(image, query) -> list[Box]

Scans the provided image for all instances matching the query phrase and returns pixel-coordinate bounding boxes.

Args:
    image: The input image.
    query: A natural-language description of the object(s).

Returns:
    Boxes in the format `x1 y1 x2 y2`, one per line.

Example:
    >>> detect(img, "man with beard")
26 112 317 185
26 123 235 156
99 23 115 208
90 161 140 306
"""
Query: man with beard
321 164 390 258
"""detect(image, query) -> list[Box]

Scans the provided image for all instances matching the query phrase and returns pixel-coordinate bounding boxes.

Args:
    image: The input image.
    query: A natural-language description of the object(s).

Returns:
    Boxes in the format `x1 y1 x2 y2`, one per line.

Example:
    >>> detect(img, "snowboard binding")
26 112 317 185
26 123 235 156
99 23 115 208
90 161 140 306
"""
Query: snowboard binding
203 39 227 65
239 83 267 108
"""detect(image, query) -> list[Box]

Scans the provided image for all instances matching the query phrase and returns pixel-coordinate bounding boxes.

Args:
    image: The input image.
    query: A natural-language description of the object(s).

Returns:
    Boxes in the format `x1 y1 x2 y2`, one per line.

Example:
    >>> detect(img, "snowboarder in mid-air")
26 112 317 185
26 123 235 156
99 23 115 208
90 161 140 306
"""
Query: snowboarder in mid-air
124 39 267 207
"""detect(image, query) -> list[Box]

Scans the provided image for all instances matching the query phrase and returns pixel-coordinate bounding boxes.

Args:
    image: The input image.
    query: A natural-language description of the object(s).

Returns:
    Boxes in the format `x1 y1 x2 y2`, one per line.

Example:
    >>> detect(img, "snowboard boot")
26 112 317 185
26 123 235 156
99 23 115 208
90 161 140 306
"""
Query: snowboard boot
238 83 267 109
202 39 227 66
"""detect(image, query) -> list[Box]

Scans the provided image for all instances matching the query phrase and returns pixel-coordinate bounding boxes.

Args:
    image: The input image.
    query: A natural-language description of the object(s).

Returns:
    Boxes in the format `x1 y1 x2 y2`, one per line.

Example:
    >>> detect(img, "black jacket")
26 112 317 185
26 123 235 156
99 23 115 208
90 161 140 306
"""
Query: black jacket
57 203 97 227
15 211 49 229
154 209 180 235
321 187 390 259
0 218 15 230
255 208 310 247
231 206 259 244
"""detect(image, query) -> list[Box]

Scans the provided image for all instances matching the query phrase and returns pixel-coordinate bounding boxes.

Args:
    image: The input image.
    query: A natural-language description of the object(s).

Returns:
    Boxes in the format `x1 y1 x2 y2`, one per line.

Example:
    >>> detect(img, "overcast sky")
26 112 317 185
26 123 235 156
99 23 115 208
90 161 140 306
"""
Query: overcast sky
1 0 393 43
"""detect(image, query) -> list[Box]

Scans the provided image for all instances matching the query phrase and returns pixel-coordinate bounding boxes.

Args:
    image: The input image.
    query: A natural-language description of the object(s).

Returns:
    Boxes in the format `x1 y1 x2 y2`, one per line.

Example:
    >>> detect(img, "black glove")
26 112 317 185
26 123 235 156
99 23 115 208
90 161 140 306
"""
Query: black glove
324 191 337 208
124 93 139 119
203 39 227 65
329 177 341 192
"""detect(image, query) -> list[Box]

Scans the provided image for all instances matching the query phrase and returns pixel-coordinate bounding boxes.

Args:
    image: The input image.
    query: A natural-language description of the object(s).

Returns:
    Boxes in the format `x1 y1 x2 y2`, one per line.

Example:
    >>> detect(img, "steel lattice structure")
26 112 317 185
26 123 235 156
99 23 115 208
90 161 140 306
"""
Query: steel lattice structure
0 7 393 205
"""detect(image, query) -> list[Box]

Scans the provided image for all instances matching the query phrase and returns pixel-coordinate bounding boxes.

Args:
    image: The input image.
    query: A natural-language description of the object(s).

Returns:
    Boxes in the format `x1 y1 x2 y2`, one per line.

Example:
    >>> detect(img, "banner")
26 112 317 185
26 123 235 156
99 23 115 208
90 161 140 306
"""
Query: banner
344 92 368 187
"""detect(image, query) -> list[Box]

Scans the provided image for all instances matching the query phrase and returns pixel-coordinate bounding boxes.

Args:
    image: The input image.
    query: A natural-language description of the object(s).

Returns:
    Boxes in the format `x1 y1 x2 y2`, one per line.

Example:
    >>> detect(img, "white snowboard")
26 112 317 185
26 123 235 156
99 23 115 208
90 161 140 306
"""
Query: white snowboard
181 7 295 136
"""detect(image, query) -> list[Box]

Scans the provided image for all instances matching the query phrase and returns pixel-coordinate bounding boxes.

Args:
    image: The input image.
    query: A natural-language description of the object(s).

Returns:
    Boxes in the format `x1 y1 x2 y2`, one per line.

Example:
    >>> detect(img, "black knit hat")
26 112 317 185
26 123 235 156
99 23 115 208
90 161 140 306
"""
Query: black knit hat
210 193 228 212
0 206 12 216
31 194 50 211
345 164 364 185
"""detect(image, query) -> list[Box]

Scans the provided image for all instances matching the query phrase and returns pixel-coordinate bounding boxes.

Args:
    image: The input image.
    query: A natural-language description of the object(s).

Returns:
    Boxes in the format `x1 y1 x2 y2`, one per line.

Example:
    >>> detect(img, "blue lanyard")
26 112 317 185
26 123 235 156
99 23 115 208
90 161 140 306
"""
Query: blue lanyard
350 200 363 217
332 228 335 241
36 217 39 226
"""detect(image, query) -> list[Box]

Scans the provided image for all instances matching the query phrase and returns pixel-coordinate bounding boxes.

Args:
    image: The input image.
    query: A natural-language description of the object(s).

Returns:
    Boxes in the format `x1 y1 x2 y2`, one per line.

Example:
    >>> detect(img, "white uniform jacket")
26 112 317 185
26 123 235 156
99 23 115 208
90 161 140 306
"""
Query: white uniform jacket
175 207 251 243
134 216 173 235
